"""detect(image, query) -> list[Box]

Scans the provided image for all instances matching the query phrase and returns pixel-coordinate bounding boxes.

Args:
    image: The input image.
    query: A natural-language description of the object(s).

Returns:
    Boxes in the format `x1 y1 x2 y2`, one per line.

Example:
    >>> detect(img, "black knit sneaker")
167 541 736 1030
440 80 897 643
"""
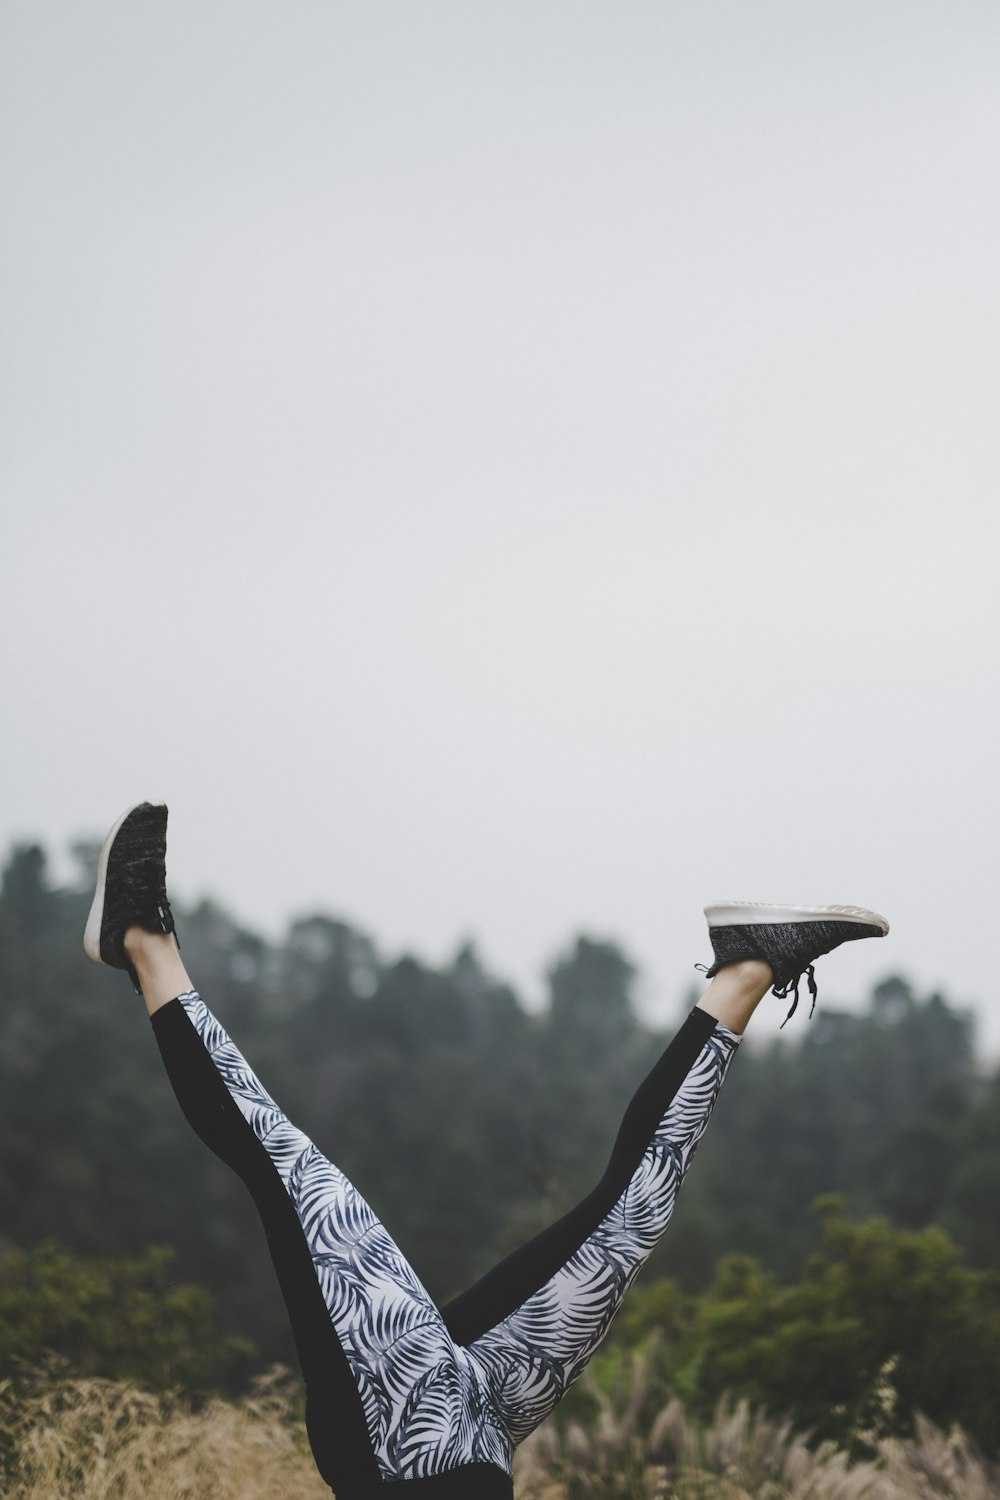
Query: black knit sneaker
84 802 176 992
700 901 889 1024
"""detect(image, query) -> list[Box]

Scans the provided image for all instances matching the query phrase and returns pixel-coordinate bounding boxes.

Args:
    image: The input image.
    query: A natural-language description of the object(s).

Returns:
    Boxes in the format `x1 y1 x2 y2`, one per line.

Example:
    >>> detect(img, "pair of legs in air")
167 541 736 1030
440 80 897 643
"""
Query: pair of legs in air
85 802 888 1499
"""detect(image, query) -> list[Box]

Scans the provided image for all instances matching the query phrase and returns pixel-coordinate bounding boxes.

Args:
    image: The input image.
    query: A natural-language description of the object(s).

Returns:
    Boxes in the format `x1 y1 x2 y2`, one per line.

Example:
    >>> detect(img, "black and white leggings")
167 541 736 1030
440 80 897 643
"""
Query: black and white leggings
152 994 740 1499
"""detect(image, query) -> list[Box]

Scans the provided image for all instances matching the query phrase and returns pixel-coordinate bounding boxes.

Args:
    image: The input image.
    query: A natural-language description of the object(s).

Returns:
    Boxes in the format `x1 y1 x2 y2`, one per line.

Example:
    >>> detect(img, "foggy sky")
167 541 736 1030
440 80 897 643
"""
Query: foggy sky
2 3 998 1047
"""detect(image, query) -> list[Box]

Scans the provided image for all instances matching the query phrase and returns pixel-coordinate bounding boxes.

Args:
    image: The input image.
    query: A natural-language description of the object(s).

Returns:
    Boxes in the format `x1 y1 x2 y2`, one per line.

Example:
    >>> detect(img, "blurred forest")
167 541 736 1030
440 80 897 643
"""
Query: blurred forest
2 838 999 1454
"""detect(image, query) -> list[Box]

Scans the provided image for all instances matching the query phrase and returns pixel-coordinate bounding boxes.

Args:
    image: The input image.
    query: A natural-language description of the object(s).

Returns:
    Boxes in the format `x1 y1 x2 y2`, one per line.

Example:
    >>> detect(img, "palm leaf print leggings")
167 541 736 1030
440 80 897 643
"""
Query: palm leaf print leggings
152 993 740 1499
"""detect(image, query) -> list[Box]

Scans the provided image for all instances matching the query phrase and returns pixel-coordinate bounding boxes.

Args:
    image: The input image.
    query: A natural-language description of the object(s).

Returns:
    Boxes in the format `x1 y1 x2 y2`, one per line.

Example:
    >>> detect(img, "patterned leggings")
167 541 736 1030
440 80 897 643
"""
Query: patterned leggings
152 994 740 1499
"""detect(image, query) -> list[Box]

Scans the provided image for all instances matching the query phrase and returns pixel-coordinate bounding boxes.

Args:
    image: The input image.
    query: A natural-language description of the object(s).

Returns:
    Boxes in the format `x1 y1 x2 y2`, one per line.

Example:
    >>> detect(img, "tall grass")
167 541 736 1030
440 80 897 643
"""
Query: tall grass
2 1363 998 1499
516 1362 1000 1500
0 1368 329 1500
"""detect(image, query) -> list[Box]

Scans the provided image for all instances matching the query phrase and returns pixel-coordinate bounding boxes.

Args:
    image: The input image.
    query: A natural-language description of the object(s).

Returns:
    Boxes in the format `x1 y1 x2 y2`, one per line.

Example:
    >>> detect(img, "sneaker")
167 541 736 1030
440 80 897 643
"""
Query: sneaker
701 901 889 1023
84 801 176 990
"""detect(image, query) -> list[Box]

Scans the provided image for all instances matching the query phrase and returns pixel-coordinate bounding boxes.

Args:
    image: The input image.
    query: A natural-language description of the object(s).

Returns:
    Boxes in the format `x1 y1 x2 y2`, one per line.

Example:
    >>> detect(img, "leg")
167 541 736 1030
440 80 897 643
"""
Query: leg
694 957 775 1034
447 963 772 1445
453 887 889 1445
87 804 517 1495
125 927 192 1017
127 931 515 1496
128 933 410 1491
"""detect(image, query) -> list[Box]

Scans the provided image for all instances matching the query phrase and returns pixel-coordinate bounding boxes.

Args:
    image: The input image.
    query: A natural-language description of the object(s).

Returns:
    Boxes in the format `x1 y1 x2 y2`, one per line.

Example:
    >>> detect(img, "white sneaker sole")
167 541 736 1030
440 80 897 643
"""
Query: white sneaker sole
704 900 889 935
83 800 166 964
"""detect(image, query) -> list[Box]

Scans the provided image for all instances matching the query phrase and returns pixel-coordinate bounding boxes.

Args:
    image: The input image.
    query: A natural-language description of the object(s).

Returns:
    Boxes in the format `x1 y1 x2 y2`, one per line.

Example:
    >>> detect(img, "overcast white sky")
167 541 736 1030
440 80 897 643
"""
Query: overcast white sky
2 3 998 1049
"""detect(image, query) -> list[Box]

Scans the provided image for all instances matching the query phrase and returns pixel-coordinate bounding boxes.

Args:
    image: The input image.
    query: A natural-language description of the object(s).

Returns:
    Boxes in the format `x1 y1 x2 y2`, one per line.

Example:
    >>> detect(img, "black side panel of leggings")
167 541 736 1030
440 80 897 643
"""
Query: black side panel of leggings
442 1006 717 1346
151 999 379 1495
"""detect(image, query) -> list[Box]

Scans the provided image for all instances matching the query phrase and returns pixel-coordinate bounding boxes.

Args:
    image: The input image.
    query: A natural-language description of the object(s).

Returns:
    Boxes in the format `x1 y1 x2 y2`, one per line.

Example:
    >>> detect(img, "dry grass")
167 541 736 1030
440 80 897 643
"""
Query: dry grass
0 1368 329 1500
2 1362 998 1499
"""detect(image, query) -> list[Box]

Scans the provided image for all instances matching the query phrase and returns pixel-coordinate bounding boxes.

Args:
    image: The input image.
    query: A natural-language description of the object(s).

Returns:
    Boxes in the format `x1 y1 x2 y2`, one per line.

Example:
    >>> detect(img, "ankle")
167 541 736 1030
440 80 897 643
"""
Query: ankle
716 958 774 994
123 926 179 962
123 928 193 1017
696 958 774 1034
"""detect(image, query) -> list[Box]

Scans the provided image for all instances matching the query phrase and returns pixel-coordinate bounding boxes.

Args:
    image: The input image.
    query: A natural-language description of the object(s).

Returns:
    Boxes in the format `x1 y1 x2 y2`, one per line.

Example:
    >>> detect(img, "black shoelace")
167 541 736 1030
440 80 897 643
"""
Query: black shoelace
773 963 818 1026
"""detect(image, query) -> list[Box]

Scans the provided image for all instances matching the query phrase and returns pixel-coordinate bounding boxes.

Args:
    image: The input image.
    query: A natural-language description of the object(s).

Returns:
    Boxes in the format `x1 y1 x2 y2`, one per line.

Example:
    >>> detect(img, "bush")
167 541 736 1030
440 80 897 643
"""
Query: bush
0 1242 254 1392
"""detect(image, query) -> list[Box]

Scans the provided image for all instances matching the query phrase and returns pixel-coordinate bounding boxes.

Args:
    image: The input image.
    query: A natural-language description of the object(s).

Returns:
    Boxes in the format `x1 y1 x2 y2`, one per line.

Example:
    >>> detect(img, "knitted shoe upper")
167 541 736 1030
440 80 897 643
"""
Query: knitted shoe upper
98 803 176 969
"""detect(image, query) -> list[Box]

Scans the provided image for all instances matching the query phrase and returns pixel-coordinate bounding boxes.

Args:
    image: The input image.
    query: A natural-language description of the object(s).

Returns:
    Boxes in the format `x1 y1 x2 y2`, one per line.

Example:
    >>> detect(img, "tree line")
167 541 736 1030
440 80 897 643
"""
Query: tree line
1 838 998 1447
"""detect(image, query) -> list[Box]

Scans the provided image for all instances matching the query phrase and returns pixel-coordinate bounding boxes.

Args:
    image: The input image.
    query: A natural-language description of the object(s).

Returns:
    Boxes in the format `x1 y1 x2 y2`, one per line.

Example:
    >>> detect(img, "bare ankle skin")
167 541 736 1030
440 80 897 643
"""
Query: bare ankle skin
123 929 194 1017
696 959 773 1034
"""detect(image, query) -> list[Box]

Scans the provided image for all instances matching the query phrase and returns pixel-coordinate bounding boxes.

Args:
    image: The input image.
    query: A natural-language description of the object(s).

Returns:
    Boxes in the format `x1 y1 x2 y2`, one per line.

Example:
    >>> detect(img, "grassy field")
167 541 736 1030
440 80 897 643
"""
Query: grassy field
3 1366 998 1499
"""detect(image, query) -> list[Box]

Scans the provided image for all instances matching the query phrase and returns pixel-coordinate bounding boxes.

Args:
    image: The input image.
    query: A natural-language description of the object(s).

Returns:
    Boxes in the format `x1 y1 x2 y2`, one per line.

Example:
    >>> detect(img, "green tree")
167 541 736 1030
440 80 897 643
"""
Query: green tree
679 1199 1000 1452
547 936 637 1052
941 1070 1000 1267
0 1242 253 1390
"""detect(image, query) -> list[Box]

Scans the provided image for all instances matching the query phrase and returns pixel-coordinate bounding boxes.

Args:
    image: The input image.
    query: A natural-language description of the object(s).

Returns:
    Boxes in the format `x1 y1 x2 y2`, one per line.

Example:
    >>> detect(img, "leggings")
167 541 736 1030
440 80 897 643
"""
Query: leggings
152 993 740 1499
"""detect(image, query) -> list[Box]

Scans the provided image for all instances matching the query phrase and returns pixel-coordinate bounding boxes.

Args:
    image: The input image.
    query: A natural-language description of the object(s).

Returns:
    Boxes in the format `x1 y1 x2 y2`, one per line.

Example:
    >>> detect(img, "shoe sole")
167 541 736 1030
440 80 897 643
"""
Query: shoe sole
705 900 889 935
83 800 166 964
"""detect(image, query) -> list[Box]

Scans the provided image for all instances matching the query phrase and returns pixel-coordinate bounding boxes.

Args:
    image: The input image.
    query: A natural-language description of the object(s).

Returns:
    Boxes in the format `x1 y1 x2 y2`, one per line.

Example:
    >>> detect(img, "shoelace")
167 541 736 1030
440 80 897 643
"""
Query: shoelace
773 963 818 1027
